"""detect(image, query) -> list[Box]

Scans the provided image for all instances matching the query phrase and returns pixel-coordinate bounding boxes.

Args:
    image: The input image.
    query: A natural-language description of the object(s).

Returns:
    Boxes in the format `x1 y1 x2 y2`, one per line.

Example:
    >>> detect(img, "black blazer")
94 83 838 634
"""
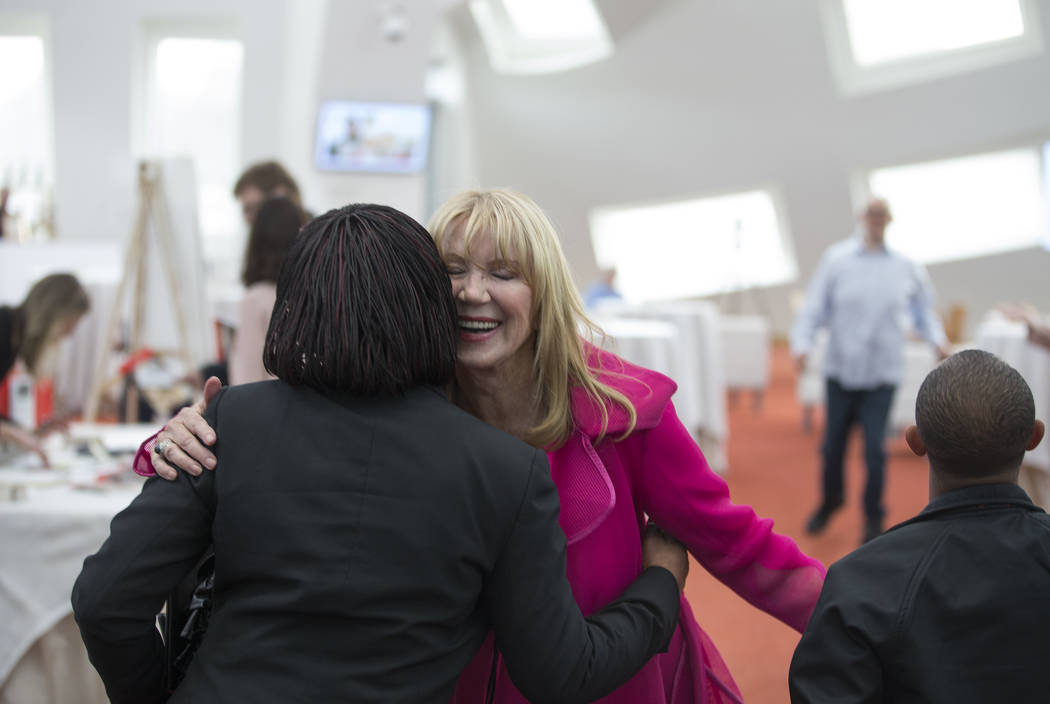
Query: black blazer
789 483 1050 703
73 381 679 703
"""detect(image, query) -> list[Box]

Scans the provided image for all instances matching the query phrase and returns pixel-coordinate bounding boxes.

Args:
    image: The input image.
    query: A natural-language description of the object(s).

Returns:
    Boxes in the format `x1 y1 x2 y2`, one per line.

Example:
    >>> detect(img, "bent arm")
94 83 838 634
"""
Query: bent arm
487 450 680 704
72 462 216 702
908 263 947 349
635 402 826 632
790 250 835 358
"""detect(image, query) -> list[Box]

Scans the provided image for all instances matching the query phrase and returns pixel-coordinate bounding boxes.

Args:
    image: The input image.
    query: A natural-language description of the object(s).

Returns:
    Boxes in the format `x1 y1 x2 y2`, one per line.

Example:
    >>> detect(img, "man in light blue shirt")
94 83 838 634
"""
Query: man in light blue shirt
791 198 949 544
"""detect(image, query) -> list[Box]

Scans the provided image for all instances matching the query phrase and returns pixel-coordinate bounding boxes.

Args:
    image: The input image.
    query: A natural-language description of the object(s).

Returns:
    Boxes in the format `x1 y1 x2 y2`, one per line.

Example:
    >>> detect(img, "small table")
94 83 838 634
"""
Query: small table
974 316 1050 507
591 300 728 473
0 424 153 702
720 315 771 410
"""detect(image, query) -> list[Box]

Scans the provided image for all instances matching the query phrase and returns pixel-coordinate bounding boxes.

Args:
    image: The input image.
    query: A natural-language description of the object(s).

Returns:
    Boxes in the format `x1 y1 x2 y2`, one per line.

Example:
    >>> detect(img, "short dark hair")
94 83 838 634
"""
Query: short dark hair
232 161 301 204
263 203 458 396
915 349 1035 477
241 197 307 286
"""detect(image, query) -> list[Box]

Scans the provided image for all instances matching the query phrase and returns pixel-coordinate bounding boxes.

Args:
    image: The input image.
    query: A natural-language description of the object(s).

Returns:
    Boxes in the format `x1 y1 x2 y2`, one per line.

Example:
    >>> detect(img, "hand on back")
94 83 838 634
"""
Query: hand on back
152 376 222 481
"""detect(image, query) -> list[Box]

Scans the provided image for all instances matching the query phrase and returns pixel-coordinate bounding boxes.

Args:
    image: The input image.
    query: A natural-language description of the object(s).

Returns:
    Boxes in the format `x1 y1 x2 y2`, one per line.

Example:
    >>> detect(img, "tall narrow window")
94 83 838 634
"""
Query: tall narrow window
142 32 243 273
589 190 797 303
0 31 53 241
866 147 1049 264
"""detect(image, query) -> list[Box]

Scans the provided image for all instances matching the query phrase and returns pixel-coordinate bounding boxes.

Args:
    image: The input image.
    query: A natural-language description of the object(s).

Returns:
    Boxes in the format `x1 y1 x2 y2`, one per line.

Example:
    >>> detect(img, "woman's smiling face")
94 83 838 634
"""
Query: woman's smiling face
444 223 536 376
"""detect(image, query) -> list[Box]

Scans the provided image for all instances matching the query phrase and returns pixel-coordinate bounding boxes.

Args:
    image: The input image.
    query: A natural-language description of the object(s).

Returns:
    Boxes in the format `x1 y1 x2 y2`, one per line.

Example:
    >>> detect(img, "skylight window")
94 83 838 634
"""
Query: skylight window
470 0 613 74
866 147 1049 264
589 190 797 303
501 0 606 40
821 0 1041 94
843 0 1024 66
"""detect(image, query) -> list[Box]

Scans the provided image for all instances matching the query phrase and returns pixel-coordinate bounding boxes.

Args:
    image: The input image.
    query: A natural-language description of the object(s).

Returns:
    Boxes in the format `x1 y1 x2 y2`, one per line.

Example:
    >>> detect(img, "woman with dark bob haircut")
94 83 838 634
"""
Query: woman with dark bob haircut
72 204 688 704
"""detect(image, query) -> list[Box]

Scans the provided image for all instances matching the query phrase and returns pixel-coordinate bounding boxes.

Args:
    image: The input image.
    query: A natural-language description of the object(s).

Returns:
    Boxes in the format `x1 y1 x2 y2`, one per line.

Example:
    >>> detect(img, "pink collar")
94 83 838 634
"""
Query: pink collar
569 343 677 438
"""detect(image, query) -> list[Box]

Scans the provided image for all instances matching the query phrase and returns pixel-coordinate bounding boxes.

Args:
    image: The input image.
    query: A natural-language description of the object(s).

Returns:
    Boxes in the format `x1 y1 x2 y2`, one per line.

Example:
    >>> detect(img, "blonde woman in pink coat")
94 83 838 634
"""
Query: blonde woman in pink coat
142 188 826 703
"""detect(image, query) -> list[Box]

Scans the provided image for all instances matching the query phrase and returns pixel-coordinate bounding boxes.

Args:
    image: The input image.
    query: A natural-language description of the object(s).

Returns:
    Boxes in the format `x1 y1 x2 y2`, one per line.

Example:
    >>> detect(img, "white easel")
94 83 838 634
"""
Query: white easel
83 161 193 422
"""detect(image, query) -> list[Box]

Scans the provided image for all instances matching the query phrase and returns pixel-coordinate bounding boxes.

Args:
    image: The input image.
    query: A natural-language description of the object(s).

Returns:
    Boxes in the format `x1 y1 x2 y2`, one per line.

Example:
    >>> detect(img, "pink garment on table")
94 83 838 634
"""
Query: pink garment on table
132 344 826 703
228 282 277 386
452 344 826 703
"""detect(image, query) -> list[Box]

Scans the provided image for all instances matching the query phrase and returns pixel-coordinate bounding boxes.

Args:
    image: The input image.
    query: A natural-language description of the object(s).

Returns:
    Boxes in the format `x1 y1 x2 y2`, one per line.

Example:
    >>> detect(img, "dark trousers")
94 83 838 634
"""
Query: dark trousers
821 378 896 520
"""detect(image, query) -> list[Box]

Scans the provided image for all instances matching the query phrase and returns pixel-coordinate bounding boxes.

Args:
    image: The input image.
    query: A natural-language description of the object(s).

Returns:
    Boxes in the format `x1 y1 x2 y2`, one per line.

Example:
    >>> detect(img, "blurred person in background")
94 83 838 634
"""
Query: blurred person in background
792 197 950 545
1002 303 1050 351
582 267 623 309
0 272 90 465
200 163 309 386
232 160 304 226
228 197 307 385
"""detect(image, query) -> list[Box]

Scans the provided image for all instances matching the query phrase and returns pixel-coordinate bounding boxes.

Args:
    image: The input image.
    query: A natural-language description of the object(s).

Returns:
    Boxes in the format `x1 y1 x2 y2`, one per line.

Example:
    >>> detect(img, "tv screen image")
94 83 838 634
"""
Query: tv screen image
314 100 432 174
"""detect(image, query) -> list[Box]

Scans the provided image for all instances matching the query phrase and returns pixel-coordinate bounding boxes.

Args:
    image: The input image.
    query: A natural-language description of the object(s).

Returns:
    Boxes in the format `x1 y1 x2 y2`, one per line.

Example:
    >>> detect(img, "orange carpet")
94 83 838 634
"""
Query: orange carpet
681 343 930 703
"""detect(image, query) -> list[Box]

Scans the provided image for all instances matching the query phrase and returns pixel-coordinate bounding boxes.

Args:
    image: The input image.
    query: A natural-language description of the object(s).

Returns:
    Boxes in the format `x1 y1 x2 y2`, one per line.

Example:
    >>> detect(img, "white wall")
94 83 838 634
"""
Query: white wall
306 0 441 221
454 0 1050 336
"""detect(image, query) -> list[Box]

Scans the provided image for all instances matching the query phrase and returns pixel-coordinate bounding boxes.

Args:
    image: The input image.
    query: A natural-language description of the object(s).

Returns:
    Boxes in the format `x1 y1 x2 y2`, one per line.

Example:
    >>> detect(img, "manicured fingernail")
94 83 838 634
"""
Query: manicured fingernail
205 457 216 469
205 435 215 444
191 466 202 476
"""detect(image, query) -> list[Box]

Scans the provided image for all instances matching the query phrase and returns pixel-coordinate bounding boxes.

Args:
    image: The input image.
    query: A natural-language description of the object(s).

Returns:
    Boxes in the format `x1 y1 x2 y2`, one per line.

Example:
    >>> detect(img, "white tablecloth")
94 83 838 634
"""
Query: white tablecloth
591 317 678 381
974 316 1050 473
719 315 771 391
591 300 728 473
0 481 142 688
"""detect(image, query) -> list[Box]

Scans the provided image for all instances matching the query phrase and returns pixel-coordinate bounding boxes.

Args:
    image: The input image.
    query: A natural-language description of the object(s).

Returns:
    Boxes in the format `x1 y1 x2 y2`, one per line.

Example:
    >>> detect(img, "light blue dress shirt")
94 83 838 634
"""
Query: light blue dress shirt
790 236 947 390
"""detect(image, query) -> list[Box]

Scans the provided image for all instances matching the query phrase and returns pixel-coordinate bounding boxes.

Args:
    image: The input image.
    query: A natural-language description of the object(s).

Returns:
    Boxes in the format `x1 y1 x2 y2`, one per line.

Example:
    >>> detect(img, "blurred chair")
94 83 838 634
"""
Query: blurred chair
943 303 968 344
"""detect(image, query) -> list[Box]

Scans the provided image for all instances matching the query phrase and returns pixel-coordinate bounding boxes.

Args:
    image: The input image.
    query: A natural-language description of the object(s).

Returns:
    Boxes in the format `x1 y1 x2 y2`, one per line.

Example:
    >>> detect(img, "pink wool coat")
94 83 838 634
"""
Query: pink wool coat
452 347 826 703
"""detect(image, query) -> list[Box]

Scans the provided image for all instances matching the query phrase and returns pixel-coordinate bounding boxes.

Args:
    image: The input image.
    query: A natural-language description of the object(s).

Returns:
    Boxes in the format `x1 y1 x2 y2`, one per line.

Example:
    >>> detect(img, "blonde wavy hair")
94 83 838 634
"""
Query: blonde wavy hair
11 273 90 374
427 188 636 449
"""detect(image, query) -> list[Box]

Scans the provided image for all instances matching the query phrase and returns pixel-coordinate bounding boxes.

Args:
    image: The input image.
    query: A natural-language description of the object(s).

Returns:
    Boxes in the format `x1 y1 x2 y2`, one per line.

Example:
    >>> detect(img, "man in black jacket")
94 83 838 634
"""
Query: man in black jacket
789 349 1049 703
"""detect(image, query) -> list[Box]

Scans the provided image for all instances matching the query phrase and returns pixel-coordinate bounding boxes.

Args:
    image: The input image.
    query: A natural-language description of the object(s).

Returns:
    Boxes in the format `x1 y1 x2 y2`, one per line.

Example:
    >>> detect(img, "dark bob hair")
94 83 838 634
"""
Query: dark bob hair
263 203 458 396
241 197 306 286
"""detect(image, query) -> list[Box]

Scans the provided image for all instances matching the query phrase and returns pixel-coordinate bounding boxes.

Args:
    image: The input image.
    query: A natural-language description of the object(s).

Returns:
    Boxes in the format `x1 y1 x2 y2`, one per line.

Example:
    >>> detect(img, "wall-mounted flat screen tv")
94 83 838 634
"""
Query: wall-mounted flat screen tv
314 100 431 174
